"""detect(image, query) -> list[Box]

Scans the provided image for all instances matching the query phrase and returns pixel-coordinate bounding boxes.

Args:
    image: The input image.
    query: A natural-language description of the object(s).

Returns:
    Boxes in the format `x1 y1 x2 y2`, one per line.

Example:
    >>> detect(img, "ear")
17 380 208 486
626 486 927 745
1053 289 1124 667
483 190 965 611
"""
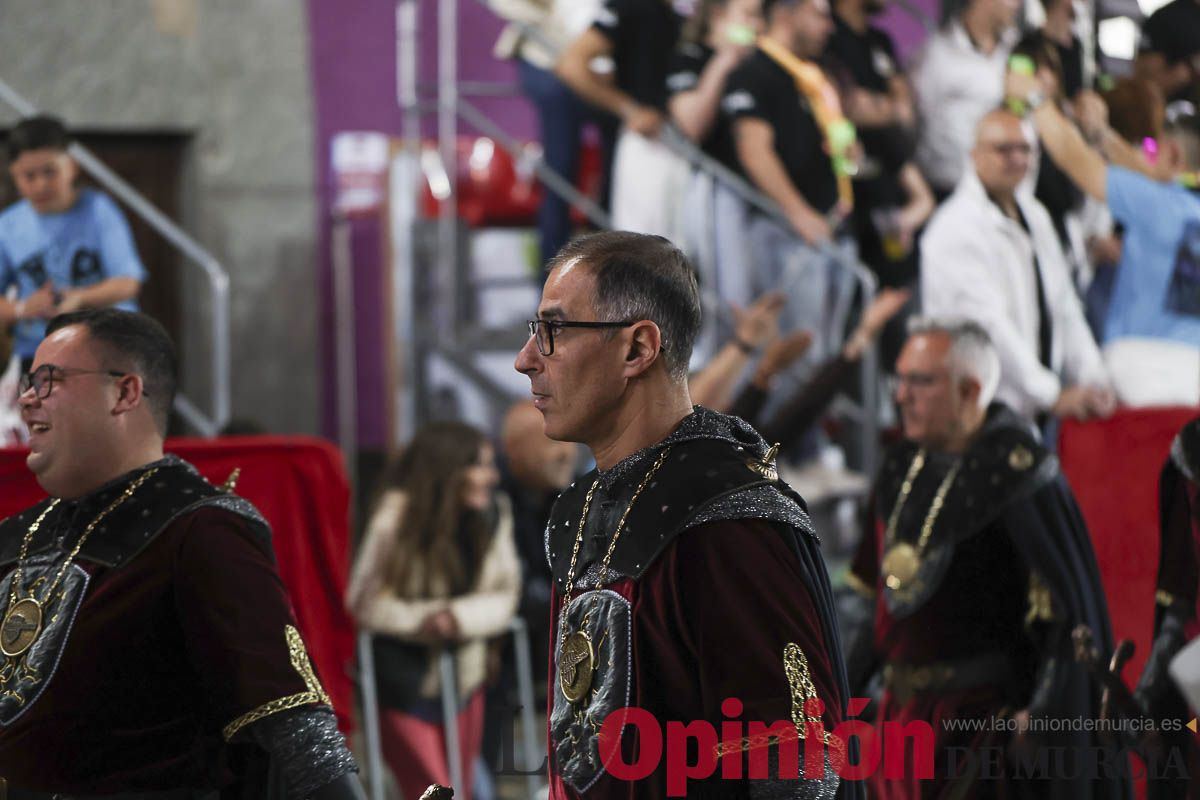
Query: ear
621 321 663 379
111 373 145 418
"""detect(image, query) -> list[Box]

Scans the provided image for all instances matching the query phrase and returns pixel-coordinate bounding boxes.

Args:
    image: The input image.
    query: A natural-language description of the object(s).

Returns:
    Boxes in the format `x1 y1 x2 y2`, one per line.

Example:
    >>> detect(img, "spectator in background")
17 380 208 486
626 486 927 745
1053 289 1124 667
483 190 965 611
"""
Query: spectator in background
1023 0 1084 99
1078 79 1166 336
346 422 520 800
556 0 686 237
0 115 145 374
1134 0 1200 103
687 290 813 413
730 286 911 440
921 109 1113 424
824 0 932 366
1009 69 1200 407
497 399 579 672
910 0 1020 198
1014 10 1087 252
666 0 763 323
488 0 606 266
722 0 859 385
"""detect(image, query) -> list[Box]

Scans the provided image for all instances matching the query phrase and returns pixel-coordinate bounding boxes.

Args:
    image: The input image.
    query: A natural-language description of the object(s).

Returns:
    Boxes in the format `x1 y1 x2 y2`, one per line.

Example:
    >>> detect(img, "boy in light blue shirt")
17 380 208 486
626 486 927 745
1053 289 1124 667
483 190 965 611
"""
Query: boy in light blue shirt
0 115 145 370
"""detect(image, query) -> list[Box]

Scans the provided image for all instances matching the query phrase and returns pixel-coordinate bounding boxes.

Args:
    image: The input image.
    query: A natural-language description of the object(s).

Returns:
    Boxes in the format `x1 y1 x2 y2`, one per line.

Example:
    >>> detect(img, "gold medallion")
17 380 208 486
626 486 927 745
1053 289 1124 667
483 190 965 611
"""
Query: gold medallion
559 629 595 703
882 543 920 590
0 598 43 658
1008 446 1034 471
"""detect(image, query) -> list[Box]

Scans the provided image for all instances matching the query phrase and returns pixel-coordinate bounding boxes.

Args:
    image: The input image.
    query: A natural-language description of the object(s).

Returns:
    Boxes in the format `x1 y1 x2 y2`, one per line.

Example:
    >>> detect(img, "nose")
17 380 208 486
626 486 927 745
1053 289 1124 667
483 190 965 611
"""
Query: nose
17 384 39 409
514 334 541 376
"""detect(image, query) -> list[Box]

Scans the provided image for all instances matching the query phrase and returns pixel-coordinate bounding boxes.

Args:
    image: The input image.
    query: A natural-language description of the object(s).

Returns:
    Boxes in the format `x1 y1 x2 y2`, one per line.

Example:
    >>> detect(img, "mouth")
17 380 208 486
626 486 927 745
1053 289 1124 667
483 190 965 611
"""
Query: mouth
531 392 549 410
26 422 50 436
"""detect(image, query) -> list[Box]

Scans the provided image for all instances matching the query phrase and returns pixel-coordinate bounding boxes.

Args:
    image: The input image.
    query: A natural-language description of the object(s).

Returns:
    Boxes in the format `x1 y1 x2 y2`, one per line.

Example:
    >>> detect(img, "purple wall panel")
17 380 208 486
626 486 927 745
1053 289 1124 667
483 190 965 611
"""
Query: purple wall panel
308 0 537 448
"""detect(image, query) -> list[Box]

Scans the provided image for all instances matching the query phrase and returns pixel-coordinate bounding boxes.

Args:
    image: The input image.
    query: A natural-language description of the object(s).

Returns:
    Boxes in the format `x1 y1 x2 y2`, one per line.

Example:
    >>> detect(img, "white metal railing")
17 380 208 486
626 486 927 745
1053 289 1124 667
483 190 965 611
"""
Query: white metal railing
0 78 231 437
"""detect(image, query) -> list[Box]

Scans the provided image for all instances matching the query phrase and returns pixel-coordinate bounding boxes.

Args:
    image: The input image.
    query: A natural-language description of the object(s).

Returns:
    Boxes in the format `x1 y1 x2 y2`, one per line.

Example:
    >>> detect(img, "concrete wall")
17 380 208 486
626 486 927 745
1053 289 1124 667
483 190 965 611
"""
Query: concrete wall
0 0 319 434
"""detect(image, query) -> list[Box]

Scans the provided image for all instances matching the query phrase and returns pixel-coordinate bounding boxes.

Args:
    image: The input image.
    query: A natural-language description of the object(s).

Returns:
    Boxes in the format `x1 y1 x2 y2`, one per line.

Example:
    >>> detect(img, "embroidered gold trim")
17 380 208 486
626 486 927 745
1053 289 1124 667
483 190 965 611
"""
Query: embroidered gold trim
783 643 845 765
1025 572 1055 626
842 570 876 599
1156 589 1176 607
222 625 332 741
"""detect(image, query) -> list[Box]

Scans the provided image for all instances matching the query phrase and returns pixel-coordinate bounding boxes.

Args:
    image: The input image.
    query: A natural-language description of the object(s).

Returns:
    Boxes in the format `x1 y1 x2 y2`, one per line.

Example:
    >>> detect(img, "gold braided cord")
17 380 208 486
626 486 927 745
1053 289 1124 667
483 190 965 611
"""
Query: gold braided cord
783 643 845 766
222 625 331 741
221 689 327 741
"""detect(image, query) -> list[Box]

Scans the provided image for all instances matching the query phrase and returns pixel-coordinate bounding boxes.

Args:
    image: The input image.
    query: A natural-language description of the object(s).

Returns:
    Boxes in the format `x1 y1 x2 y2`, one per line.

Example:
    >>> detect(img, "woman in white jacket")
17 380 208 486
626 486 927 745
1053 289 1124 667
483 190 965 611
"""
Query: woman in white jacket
347 422 521 799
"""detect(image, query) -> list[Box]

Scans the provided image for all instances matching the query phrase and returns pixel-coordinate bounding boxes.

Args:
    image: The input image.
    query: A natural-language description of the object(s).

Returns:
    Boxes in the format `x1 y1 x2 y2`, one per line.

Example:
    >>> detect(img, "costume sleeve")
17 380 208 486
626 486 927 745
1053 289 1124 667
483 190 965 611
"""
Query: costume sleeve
346 490 449 638
92 193 147 283
1136 461 1200 718
666 518 844 742
447 493 522 639
1154 463 1200 620
921 222 1061 412
170 507 332 741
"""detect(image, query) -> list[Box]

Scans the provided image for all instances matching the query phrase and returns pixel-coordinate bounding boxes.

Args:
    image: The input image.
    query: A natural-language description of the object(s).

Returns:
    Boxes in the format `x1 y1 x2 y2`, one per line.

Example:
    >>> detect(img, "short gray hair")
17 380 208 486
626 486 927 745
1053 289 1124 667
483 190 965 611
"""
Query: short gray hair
906 316 1000 408
547 231 701 382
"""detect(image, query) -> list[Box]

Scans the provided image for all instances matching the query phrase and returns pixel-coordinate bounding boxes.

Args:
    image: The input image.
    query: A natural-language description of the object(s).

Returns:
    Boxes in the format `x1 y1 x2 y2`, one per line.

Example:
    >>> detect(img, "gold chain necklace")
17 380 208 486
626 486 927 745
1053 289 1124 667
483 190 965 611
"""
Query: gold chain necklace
0 468 159 659
557 448 671 704
880 450 960 591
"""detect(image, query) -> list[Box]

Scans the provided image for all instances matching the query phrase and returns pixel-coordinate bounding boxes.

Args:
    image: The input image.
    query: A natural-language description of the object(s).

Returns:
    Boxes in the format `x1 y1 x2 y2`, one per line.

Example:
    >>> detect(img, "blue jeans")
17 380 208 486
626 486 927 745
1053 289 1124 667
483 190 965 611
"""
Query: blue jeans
517 59 587 267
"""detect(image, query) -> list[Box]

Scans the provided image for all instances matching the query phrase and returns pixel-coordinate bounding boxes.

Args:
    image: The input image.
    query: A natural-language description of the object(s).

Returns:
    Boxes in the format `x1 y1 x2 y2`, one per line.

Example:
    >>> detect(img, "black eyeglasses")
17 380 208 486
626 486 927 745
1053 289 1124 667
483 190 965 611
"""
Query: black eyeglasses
19 364 135 400
526 319 637 356
987 142 1032 157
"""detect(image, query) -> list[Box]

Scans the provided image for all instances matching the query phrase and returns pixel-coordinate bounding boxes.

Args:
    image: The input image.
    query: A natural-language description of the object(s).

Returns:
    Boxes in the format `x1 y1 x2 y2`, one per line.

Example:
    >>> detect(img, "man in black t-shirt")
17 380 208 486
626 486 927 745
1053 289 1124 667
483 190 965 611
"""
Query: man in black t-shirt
720 0 858 383
825 0 933 300
557 0 685 231
1136 0 1200 102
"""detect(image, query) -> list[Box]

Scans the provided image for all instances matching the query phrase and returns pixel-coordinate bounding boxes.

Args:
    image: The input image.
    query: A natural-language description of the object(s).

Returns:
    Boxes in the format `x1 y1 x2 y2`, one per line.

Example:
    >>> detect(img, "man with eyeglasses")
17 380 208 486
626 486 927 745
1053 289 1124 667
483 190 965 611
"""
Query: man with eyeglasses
0 309 366 799
515 231 860 799
839 317 1122 799
920 108 1113 427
